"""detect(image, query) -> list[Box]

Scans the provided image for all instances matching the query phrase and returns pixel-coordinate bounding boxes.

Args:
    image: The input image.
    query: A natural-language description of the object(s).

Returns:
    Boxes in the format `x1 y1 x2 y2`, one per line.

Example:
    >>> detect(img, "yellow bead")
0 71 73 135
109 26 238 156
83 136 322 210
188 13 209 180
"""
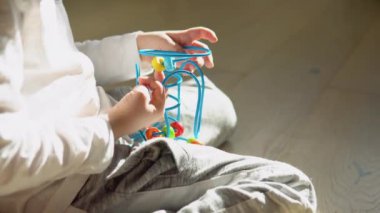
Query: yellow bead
152 57 165 72
163 125 176 138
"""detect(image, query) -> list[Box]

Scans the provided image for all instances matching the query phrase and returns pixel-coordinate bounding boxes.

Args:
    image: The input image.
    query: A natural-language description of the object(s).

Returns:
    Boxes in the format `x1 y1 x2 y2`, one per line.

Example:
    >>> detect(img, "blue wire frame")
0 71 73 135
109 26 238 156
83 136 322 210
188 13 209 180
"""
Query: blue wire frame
132 46 211 142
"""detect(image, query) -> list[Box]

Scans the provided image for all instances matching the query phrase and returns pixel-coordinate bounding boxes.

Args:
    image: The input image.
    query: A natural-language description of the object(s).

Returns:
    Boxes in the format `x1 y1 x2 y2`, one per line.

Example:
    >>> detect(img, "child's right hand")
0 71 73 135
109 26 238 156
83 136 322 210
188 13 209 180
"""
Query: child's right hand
107 76 166 139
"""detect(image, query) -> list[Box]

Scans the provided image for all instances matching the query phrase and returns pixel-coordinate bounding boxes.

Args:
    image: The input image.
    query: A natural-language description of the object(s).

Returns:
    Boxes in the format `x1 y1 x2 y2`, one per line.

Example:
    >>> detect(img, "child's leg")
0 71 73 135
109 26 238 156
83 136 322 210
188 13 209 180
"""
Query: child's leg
72 140 316 212
167 75 237 147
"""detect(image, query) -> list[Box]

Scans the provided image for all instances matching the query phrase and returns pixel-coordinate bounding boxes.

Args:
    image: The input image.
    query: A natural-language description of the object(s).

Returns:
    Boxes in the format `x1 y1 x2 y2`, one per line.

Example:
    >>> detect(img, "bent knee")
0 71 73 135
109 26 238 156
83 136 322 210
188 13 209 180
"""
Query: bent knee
257 161 317 212
201 79 237 146
209 87 237 132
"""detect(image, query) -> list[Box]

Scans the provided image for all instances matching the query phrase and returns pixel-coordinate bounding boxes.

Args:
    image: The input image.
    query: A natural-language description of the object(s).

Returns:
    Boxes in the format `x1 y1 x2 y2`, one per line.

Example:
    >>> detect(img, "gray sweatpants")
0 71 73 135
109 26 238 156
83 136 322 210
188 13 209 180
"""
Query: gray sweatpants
72 76 316 212
72 140 316 212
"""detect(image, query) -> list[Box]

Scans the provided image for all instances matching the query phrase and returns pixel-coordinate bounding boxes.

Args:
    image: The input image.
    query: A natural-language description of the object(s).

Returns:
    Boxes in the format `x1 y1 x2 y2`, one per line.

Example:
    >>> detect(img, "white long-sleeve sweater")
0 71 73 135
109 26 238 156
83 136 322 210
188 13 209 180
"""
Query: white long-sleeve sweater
0 0 140 212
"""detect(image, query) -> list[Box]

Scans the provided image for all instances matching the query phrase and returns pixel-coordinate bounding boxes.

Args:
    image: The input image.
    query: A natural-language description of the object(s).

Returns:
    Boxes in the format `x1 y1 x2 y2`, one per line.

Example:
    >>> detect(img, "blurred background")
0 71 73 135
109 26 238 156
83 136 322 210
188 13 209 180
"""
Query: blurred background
65 0 380 212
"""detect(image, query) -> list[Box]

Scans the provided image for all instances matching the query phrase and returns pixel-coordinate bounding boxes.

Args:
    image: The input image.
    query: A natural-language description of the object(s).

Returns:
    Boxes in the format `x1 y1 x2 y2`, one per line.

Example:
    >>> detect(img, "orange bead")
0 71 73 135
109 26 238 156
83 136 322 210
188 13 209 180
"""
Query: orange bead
145 127 161 140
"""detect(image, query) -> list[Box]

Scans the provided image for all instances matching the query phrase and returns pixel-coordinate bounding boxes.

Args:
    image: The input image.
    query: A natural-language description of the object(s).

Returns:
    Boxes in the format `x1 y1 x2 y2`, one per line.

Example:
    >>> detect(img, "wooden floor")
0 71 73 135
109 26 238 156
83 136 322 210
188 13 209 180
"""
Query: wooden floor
66 0 380 212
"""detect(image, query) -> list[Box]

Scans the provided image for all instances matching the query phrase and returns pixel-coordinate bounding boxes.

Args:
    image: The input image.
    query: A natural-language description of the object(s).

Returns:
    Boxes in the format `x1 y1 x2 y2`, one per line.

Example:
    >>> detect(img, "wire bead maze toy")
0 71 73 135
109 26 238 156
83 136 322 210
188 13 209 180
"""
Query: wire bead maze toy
131 46 211 145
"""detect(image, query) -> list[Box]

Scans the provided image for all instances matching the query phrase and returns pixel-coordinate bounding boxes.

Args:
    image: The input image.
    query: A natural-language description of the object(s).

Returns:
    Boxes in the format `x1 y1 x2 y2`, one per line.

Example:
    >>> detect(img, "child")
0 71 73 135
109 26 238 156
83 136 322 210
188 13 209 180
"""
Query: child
0 0 316 212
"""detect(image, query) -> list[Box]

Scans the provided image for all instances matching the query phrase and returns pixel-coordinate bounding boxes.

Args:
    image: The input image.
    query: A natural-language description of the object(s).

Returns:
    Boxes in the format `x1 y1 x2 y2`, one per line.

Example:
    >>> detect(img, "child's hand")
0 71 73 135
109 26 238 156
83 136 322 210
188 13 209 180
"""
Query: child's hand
137 27 218 71
108 77 166 139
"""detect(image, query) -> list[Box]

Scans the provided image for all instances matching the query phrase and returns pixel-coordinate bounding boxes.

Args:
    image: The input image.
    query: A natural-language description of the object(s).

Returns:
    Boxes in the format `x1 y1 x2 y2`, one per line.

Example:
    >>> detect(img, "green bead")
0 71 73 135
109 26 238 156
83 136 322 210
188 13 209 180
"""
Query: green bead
163 125 175 138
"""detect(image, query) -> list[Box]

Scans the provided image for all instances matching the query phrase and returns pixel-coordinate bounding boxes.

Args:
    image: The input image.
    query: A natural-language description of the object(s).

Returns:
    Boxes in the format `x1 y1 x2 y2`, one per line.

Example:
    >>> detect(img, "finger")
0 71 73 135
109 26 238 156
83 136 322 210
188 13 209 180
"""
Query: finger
154 70 165 82
190 57 204 70
186 27 218 44
138 76 154 89
149 80 166 110
139 76 161 93
140 73 166 92
191 40 214 68
183 63 195 72
167 27 218 46
176 58 196 72
138 77 165 109
140 77 164 102
182 57 204 72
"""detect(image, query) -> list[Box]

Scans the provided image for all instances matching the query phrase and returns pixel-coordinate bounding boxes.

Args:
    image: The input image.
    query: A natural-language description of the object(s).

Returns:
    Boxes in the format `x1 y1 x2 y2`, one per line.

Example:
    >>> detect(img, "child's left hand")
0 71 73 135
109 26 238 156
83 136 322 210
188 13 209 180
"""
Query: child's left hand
136 27 218 71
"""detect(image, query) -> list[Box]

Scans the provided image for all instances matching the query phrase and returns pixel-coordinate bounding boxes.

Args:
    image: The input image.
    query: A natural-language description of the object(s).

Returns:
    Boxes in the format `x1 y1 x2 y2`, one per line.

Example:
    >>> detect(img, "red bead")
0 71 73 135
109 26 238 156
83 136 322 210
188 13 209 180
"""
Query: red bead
170 122 184 137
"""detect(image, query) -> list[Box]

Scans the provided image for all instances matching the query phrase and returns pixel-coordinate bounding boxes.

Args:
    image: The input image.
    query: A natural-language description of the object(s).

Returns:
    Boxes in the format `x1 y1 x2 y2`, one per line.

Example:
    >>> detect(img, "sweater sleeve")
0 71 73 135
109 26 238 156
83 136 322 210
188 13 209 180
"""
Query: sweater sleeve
75 32 142 87
0 113 114 196
0 34 115 196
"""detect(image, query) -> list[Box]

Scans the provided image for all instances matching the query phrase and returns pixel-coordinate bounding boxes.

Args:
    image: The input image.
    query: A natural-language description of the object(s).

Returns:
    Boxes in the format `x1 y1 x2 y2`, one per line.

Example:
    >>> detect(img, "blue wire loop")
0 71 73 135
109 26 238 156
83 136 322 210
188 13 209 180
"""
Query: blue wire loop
139 46 212 71
133 46 211 142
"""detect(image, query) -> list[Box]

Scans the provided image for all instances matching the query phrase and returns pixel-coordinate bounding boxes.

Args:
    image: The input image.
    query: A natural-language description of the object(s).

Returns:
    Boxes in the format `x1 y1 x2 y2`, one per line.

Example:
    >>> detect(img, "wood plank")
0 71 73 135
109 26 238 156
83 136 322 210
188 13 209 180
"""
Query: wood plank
330 17 380 95
267 89 380 212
